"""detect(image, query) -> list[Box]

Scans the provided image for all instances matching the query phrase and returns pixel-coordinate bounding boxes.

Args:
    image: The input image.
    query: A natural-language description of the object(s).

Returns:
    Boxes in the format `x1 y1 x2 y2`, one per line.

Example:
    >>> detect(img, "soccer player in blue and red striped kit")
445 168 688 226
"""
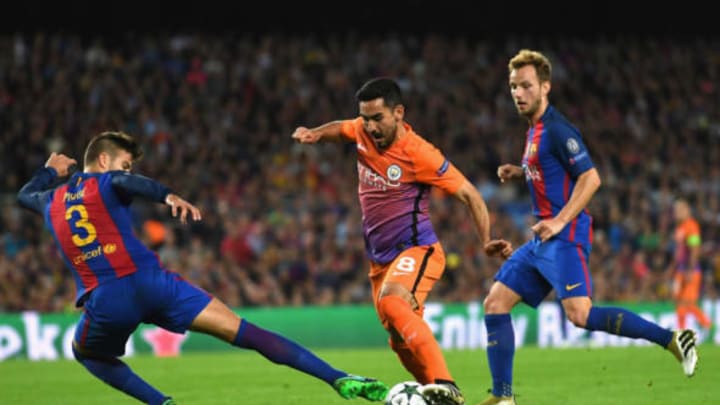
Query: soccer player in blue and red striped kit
477 50 699 405
17 131 389 405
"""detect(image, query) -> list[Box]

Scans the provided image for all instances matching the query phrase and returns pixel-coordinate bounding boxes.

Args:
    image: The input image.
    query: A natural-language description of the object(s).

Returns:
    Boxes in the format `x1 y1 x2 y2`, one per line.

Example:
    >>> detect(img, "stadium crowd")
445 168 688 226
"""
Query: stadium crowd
1 32 719 312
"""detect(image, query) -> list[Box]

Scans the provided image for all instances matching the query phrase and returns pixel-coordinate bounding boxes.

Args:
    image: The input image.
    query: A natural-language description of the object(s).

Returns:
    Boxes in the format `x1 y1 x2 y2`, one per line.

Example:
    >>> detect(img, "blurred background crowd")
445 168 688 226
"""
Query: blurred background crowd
1 32 719 312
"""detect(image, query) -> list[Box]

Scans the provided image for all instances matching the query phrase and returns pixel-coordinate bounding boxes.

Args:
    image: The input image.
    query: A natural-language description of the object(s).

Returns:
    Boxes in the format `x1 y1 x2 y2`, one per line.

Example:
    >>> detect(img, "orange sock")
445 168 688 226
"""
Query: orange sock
377 295 452 382
688 305 712 328
676 305 688 329
390 339 433 384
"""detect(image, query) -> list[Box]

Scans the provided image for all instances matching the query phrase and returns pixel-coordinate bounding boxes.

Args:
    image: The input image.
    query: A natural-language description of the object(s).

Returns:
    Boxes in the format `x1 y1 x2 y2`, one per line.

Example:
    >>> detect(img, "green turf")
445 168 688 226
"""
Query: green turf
0 345 717 404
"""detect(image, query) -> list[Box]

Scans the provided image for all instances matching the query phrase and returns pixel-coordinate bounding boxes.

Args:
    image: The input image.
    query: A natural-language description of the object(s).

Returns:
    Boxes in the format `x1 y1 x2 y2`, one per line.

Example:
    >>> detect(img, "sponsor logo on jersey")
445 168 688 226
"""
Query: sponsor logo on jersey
358 162 401 191
73 243 118 264
523 164 542 182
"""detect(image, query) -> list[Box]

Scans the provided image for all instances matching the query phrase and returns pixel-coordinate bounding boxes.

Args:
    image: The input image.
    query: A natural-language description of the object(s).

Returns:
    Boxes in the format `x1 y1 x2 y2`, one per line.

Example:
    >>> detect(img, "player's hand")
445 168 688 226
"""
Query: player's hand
44 152 78 177
497 164 523 183
291 126 321 143
484 239 513 259
165 194 202 225
531 217 566 242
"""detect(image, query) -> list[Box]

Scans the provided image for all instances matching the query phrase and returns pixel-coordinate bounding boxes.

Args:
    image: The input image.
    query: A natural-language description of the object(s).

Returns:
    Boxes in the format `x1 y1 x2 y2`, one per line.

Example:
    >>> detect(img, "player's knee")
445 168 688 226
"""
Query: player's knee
379 283 416 306
377 295 411 327
483 294 511 314
563 298 592 327
565 307 589 327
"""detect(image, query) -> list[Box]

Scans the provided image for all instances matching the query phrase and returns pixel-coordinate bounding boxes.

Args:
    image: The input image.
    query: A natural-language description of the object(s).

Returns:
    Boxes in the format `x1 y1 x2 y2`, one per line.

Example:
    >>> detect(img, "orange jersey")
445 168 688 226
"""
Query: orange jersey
340 118 465 264
674 218 701 272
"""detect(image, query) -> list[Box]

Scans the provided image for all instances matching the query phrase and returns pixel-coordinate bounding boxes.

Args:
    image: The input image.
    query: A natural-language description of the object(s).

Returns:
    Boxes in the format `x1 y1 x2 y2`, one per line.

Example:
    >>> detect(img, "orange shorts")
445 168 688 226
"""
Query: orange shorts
369 242 445 315
674 271 702 301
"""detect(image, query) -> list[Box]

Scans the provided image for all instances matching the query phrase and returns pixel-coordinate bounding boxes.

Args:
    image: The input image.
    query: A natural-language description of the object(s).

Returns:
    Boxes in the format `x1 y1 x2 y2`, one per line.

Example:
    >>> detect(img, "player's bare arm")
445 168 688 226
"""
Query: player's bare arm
165 193 202 225
532 168 601 242
44 152 77 177
497 163 524 183
453 179 513 259
291 121 344 143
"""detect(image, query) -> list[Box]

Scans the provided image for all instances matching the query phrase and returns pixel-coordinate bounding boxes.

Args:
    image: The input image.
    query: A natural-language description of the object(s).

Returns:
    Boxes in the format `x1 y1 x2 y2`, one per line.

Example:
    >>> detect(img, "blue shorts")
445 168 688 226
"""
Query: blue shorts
494 237 593 308
74 268 212 357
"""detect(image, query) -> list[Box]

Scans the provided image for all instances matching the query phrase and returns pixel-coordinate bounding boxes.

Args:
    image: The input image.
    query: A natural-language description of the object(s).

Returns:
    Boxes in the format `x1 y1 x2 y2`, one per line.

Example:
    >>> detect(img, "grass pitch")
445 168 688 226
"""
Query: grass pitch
1 345 717 404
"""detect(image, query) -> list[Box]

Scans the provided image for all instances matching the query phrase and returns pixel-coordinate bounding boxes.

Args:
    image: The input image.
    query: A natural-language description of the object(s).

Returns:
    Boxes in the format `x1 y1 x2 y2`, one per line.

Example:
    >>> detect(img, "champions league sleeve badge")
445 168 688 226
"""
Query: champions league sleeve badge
566 138 580 154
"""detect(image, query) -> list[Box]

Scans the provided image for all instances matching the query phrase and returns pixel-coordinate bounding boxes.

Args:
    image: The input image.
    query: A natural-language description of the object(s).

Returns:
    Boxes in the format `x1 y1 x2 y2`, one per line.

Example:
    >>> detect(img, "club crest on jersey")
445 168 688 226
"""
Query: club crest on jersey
387 164 402 181
525 142 537 157
566 138 580 154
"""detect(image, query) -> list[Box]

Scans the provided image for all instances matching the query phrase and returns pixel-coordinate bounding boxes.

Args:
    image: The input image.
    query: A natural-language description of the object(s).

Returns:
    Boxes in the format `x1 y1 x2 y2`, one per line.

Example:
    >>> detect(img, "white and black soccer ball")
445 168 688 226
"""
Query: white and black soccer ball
385 381 427 405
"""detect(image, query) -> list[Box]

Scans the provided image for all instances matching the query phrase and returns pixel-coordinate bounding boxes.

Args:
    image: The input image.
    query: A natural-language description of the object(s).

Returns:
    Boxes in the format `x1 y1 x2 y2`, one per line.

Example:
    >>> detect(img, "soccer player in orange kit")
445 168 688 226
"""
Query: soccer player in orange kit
292 77 513 405
670 198 712 330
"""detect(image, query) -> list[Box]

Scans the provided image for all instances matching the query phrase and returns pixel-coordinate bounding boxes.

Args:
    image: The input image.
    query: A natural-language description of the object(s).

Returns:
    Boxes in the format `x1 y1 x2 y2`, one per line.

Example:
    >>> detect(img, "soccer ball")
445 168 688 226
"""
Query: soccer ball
385 381 427 405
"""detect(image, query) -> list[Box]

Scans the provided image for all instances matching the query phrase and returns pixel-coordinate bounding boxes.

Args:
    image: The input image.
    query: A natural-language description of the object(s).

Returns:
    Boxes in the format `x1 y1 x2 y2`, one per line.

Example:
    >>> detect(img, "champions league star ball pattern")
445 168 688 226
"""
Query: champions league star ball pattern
385 381 427 405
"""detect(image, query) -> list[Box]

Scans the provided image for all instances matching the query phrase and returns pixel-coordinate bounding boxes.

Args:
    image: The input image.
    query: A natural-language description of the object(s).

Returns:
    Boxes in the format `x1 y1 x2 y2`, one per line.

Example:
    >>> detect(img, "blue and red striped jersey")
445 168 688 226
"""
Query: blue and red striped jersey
521 105 595 246
18 168 171 306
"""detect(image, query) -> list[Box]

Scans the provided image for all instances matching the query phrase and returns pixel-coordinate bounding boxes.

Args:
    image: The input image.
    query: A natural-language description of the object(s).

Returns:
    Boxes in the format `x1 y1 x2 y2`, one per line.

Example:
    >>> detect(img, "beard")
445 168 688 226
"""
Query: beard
374 122 398 149
517 98 541 119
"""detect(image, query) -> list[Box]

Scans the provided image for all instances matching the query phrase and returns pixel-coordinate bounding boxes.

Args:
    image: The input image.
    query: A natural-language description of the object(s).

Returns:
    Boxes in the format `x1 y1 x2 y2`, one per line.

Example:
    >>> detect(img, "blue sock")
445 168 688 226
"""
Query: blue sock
485 314 514 397
233 319 347 385
73 346 167 405
558 299 568 339
585 306 673 347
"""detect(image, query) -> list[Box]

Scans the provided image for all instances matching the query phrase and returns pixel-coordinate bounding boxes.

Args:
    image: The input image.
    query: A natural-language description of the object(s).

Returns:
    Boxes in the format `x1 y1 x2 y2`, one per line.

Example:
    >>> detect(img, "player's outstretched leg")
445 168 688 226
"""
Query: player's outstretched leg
666 329 699 377
233 319 389 400
333 375 390 401
419 382 466 405
584 306 698 376
72 344 173 405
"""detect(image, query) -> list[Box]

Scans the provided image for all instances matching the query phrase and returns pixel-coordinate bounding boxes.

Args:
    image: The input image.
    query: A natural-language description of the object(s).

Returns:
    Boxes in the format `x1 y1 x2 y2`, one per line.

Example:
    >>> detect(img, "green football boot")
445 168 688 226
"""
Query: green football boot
333 375 390 401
